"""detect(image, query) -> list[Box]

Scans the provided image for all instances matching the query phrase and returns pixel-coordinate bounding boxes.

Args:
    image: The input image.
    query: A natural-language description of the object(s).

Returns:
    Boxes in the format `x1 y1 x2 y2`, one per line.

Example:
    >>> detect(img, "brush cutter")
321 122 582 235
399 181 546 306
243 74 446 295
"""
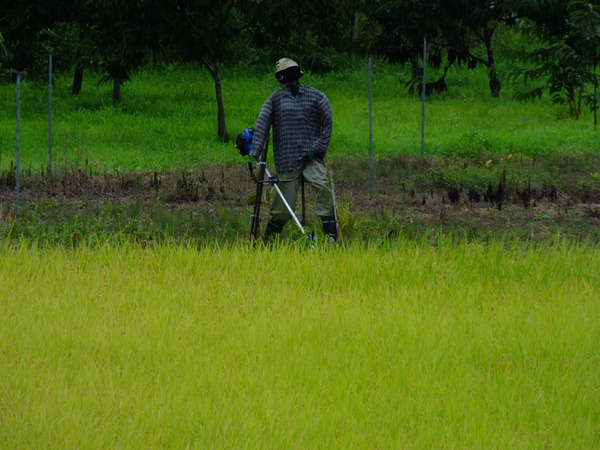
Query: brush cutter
241 133 308 243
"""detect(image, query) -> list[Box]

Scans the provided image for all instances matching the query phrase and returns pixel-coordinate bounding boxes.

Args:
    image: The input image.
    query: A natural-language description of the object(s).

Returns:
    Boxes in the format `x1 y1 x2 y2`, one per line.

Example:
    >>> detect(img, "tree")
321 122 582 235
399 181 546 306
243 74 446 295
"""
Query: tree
0 31 5 60
369 0 472 96
368 0 515 97
512 0 600 120
443 0 516 97
163 0 255 142
86 0 163 103
0 0 95 92
0 1 60 76
249 0 365 74
0 0 145 101
340 0 367 68
569 0 600 127
368 0 435 71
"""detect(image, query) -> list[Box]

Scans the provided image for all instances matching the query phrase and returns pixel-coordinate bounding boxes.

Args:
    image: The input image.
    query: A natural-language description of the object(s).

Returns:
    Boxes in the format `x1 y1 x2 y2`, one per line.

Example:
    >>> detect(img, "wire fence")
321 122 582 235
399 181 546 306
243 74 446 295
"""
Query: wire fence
10 48 431 210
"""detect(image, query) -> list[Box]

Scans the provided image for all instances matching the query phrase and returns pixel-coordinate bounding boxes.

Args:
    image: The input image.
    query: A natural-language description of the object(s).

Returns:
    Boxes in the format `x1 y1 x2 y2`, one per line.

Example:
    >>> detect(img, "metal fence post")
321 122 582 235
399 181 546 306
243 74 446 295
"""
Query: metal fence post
16 72 22 213
368 57 374 199
421 36 427 159
49 53 53 171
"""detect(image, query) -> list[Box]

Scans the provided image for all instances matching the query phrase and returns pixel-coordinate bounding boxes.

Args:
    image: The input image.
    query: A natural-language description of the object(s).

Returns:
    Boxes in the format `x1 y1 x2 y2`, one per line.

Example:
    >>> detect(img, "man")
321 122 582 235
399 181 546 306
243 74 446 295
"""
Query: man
249 57 337 243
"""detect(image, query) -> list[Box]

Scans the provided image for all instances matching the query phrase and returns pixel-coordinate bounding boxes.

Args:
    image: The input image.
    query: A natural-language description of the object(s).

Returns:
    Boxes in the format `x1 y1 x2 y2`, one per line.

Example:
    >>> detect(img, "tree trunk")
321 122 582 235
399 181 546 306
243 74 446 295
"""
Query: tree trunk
411 55 421 79
212 58 229 143
489 68 501 98
72 66 83 95
484 29 501 98
594 56 598 130
350 10 359 69
113 79 122 104
567 85 580 118
72 29 85 96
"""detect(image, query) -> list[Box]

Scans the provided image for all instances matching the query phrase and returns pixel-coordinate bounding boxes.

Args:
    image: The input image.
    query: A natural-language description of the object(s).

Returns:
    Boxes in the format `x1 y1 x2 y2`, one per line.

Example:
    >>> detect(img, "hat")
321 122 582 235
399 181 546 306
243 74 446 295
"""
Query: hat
275 58 303 83
275 58 300 73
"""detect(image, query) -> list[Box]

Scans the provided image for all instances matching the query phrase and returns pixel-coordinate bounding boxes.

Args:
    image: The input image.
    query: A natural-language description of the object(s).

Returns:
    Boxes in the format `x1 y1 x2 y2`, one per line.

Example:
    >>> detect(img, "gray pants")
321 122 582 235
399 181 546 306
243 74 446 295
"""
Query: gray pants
269 160 335 225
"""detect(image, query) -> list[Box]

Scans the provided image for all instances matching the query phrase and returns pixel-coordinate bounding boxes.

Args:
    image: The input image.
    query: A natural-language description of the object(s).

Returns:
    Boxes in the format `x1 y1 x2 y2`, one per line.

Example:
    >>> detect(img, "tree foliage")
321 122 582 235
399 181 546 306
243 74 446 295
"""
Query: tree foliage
368 0 515 97
160 0 256 142
511 0 600 119
0 31 5 59
86 0 164 103
1 0 599 137
568 0 600 125
248 0 367 74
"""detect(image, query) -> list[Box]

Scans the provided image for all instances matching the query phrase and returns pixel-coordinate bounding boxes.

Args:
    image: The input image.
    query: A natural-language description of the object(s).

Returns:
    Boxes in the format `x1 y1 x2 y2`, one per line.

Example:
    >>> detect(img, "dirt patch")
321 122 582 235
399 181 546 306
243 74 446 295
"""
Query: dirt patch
1 155 599 243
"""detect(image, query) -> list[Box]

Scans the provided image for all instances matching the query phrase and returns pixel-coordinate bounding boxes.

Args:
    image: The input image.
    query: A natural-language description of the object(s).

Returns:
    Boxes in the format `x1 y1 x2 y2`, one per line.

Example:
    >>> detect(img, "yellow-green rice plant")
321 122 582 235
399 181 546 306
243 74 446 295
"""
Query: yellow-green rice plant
1 239 599 448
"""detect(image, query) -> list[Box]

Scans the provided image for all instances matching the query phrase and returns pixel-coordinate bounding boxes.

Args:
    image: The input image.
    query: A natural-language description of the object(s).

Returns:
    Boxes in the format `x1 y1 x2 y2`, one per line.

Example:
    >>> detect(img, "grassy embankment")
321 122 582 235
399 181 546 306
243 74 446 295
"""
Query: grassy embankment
0 63 597 171
1 240 599 448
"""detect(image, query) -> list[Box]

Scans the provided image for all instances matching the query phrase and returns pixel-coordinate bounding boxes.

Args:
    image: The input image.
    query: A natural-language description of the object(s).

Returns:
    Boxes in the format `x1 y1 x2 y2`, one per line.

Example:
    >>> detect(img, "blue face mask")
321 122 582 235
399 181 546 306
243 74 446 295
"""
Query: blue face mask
275 66 303 84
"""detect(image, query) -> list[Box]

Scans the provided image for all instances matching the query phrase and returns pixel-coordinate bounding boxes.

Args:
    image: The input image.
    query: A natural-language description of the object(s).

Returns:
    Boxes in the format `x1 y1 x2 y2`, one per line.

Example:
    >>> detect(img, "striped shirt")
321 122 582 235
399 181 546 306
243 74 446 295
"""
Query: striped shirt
250 84 333 173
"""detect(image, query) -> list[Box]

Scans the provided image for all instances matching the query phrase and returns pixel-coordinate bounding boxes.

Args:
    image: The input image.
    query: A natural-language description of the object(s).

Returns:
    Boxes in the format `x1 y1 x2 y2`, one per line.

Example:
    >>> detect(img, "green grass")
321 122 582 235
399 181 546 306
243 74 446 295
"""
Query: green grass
0 62 596 172
1 240 599 447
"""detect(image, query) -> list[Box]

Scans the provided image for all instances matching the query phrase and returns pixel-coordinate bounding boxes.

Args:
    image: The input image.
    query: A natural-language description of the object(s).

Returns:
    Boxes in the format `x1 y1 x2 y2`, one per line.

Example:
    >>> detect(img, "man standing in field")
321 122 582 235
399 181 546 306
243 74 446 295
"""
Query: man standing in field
249 57 338 243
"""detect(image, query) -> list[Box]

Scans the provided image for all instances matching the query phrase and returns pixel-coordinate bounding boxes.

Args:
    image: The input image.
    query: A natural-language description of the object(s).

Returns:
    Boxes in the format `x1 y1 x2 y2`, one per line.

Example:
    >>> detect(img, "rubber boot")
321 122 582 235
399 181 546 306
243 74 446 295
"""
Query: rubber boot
321 216 338 245
263 220 285 243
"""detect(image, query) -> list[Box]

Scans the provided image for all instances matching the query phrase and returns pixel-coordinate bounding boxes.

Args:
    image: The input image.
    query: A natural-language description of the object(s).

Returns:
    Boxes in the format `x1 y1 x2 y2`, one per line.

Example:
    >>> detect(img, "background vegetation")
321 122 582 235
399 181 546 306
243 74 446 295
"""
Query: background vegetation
0 62 597 171
1 0 599 141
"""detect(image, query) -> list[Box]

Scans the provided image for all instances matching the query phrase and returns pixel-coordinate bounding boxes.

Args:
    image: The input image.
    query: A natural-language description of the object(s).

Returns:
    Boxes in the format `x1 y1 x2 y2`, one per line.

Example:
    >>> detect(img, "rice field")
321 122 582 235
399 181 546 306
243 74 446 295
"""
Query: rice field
1 240 599 448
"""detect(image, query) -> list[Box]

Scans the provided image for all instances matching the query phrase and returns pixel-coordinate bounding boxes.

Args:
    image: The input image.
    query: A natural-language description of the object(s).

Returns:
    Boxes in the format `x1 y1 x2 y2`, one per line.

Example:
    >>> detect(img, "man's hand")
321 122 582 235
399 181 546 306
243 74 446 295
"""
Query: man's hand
236 128 254 157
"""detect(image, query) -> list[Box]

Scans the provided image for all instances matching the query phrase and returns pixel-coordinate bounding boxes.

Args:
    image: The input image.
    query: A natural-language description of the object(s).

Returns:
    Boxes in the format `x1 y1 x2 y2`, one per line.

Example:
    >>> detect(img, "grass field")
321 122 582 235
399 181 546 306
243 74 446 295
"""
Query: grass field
1 240 599 448
0 62 597 172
